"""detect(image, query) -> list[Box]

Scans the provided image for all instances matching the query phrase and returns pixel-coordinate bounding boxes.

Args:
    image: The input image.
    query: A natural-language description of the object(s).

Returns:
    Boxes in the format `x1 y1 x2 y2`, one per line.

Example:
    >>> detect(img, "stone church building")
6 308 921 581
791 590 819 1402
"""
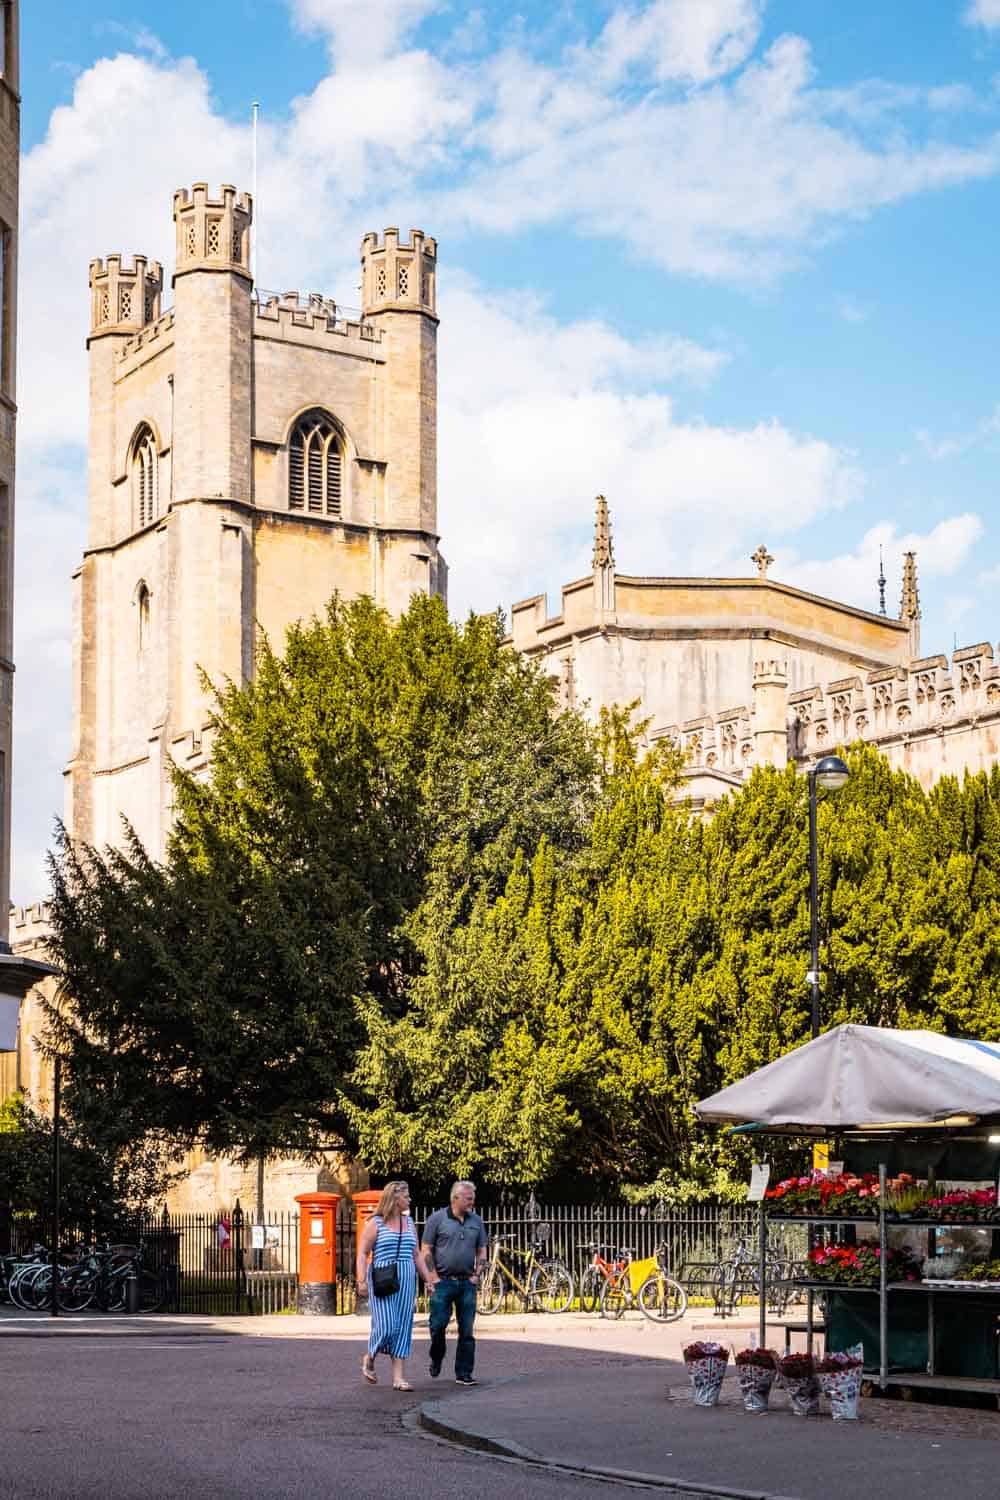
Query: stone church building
70 183 443 862
6 179 1000 1210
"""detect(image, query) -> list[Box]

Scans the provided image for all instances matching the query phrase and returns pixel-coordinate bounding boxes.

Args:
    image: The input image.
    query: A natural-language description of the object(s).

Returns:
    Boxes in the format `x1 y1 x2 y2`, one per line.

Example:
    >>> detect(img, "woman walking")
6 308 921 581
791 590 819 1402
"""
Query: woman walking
356 1181 432 1390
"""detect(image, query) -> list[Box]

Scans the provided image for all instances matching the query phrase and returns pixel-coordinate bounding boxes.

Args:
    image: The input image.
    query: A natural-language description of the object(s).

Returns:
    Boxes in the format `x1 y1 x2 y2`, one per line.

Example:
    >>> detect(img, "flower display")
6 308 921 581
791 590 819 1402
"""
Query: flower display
776 1351 820 1415
734 1347 777 1369
735 1348 776 1412
952 1258 1000 1282
765 1171 914 1216
816 1348 865 1420
815 1351 863 1374
807 1240 921 1286
683 1341 729 1408
908 1189 1000 1223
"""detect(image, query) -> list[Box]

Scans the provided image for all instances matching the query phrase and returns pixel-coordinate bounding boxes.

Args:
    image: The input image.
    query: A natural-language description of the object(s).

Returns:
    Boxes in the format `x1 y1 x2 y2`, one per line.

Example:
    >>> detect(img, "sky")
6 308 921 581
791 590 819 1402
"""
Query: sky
13 0 1000 898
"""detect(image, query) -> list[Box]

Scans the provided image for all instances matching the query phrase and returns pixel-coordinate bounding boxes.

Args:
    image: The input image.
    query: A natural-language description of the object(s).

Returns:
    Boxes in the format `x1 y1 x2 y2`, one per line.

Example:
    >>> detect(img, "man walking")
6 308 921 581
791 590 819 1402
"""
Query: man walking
421 1180 488 1386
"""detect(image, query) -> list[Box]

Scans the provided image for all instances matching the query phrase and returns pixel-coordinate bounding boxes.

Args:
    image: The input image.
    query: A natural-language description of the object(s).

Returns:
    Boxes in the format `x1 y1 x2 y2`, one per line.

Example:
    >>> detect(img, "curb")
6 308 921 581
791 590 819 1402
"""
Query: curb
416 1391 801 1500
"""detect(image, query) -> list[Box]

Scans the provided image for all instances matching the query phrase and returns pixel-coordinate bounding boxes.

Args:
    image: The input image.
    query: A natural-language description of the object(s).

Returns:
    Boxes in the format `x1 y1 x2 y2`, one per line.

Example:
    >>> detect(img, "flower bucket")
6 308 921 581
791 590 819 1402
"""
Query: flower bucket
736 1360 775 1413
777 1352 819 1416
683 1342 729 1407
817 1346 864 1420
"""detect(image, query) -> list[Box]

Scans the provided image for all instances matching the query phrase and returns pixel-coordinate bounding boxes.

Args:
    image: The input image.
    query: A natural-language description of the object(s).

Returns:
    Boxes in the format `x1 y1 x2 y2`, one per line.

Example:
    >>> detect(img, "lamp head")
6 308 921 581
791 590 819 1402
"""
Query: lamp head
814 755 850 792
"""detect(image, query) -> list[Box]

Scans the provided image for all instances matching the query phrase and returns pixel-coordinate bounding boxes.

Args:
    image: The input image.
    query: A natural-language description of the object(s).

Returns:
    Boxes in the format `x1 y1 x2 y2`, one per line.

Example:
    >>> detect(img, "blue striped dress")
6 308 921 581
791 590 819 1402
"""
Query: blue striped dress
367 1215 418 1358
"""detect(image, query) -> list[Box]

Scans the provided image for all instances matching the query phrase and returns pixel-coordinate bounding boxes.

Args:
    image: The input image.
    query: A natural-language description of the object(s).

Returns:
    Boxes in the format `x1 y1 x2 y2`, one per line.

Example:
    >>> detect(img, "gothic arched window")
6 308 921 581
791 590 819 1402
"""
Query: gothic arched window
132 425 157 529
288 410 343 517
135 580 151 651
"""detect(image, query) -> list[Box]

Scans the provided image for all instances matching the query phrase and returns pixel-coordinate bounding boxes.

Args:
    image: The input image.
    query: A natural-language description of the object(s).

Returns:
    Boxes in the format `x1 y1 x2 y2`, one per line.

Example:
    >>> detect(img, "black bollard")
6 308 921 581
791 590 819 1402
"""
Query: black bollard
125 1266 140 1314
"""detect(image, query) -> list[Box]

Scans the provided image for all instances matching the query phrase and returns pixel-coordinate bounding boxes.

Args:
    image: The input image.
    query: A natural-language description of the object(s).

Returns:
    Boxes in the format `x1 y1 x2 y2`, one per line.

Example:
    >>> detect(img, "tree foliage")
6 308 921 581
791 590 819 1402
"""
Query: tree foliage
42 583 1000 1200
355 744 1000 1198
44 595 599 1166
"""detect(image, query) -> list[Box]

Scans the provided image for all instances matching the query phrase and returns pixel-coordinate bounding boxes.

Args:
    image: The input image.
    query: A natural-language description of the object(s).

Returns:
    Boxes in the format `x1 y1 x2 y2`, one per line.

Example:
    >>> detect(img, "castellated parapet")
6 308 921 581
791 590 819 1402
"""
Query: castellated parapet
89 254 163 338
361 227 437 317
173 182 252 282
661 640 1000 799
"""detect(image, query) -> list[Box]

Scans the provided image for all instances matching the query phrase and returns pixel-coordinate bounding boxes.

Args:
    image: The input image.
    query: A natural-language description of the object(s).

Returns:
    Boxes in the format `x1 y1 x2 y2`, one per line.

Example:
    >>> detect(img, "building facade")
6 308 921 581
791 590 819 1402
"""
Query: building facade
0 0 18 936
66 185 443 859
512 499 1000 809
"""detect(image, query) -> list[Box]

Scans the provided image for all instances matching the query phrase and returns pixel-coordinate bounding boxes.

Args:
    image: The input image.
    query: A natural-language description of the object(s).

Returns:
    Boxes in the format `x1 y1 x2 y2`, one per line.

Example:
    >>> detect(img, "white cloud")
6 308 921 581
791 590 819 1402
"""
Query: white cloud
767 514 985 619
11 453 86 898
289 0 438 61
593 0 764 84
964 0 1000 30
12 6 1000 894
914 402 1000 462
450 32 1000 281
439 282 862 618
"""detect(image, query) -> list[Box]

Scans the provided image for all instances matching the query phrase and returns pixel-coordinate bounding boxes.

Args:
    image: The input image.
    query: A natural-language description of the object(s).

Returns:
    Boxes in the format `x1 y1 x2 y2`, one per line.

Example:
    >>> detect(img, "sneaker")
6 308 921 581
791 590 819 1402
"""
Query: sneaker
429 1361 441 1378
454 1376 478 1385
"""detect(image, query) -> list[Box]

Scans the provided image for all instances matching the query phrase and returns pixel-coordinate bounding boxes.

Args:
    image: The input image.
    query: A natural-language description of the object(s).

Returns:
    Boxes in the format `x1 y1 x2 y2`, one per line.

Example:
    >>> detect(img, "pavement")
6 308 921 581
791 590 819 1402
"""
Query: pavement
1 1306 998 1499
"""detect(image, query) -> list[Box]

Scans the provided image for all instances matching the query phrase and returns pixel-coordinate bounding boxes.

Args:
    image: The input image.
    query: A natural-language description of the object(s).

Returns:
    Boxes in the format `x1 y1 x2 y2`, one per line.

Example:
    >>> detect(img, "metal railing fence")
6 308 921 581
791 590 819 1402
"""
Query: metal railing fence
5 1198 768 1315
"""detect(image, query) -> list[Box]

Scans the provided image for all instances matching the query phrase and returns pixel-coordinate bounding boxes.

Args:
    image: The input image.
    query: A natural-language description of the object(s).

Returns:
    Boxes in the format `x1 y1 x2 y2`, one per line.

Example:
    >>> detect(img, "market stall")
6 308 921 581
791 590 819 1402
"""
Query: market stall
695 1025 1000 1396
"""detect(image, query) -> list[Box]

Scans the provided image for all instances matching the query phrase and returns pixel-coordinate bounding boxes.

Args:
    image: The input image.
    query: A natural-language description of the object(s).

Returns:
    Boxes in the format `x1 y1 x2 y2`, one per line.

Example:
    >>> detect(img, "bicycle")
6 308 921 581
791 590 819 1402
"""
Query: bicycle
713 1235 804 1317
578 1242 633 1313
599 1240 688 1323
477 1224 575 1314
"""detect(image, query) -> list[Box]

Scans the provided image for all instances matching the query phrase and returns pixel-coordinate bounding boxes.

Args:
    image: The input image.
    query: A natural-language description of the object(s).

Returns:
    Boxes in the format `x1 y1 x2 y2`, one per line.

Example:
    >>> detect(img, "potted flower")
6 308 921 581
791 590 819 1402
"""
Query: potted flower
734 1347 777 1413
816 1348 864 1420
807 1241 921 1287
683 1340 729 1407
776 1350 820 1416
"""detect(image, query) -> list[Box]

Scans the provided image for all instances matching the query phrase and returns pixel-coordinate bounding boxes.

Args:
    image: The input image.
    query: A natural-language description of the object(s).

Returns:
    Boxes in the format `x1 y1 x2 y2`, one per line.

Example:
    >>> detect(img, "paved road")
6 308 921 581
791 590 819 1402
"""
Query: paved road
0 1320 676 1500
5 1310 997 1500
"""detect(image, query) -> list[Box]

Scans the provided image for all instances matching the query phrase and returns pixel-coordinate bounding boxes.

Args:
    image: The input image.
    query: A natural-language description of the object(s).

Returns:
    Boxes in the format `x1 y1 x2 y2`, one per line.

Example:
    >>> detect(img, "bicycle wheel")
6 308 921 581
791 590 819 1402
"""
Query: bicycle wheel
599 1276 628 1320
638 1273 687 1323
59 1271 98 1313
530 1261 574 1314
105 1270 128 1313
477 1268 505 1315
23 1265 53 1311
578 1265 604 1313
713 1263 736 1316
138 1270 164 1313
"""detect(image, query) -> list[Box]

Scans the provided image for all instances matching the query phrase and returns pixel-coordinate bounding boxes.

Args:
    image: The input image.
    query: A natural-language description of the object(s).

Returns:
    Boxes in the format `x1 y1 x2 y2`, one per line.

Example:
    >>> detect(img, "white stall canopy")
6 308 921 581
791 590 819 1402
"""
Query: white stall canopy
694 1024 1000 1131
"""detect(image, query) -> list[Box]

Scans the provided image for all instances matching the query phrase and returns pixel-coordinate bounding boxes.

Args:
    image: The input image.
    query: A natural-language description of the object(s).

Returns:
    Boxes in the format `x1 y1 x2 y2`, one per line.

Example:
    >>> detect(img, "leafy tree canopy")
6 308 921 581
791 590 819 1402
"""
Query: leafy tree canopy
44 594 600 1166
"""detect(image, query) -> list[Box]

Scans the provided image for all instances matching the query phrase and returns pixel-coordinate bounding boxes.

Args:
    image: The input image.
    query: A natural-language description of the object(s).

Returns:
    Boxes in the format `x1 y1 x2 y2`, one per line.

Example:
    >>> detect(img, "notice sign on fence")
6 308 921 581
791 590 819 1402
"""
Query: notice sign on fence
251 1224 266 1251
747 1163 771 1202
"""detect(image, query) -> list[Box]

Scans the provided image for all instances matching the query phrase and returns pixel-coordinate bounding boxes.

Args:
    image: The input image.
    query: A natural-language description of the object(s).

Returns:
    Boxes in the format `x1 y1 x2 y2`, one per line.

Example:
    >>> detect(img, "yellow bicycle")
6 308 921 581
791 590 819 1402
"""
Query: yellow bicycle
477 1224 575 1314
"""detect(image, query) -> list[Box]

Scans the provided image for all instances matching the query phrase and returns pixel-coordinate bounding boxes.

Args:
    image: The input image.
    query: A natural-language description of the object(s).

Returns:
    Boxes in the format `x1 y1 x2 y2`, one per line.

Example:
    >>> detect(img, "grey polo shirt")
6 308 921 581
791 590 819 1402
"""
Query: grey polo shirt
422 1206 487 1277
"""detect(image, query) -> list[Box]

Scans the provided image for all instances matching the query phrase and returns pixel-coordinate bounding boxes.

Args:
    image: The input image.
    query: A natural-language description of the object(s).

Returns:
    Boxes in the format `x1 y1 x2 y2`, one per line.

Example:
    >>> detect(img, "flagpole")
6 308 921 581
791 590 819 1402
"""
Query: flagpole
251 101 259 289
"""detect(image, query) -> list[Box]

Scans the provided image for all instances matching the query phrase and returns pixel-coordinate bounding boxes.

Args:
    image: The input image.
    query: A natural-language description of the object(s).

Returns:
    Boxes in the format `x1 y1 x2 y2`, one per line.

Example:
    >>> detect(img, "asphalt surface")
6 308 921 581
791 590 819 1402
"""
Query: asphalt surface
0 1319 673 1500
3 1312 998 1500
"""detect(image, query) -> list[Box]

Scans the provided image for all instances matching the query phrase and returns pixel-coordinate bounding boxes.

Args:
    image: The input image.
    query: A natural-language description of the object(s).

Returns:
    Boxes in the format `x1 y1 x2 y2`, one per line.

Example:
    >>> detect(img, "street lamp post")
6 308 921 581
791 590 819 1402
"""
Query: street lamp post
807 755 850 1039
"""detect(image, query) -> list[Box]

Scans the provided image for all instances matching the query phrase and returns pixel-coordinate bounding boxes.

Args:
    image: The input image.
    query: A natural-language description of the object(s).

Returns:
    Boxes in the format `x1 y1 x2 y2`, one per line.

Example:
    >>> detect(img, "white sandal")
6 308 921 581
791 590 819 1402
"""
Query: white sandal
361 1357 377 1384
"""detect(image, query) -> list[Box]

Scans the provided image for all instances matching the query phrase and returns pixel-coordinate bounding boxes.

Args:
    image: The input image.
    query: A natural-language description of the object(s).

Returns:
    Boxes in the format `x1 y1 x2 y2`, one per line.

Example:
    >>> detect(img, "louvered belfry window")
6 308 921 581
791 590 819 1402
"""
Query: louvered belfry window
289 411 343 516
133 426 157 528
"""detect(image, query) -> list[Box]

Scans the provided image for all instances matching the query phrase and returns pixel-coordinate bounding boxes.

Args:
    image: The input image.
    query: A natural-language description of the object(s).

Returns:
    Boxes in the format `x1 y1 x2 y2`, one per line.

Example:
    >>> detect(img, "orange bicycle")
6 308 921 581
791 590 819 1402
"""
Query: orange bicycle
599 1240 688 1323
578 1241 633 1313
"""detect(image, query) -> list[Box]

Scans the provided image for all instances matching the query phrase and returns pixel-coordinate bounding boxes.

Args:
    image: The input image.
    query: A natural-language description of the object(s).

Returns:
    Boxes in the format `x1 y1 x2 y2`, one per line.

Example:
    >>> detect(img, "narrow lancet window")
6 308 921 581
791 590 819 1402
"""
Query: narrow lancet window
132 426 157 529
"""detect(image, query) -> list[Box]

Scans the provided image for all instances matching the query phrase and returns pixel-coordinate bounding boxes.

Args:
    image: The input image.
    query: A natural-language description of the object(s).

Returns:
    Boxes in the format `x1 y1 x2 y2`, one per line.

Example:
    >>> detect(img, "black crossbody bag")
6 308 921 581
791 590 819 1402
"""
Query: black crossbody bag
371 1217 404 1298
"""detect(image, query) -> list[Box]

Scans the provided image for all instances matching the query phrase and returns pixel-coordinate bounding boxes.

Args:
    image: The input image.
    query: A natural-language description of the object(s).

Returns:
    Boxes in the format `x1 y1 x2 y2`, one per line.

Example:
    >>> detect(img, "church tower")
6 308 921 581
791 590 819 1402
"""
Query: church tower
65 185 445 859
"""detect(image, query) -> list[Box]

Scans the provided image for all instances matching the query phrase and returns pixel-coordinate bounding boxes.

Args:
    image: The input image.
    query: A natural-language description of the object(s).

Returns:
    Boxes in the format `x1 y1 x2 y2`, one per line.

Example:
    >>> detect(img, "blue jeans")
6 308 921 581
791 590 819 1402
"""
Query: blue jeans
429 1278 477 1378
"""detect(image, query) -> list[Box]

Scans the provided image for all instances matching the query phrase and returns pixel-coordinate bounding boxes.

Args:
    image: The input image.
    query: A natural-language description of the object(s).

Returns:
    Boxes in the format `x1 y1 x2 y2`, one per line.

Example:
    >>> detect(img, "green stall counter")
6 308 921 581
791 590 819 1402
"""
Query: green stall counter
825 1287 1000 1380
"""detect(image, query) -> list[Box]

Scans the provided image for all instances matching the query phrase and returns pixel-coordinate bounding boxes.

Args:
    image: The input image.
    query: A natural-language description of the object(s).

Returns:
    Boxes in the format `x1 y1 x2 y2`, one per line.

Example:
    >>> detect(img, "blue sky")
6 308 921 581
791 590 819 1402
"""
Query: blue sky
13 0 1000 896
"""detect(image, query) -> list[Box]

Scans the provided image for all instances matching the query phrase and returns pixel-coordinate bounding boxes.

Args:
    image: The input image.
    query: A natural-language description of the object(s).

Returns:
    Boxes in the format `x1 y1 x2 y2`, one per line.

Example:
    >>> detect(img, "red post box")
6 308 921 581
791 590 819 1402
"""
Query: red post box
353 1189 383 1248
294 1192 340 1314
